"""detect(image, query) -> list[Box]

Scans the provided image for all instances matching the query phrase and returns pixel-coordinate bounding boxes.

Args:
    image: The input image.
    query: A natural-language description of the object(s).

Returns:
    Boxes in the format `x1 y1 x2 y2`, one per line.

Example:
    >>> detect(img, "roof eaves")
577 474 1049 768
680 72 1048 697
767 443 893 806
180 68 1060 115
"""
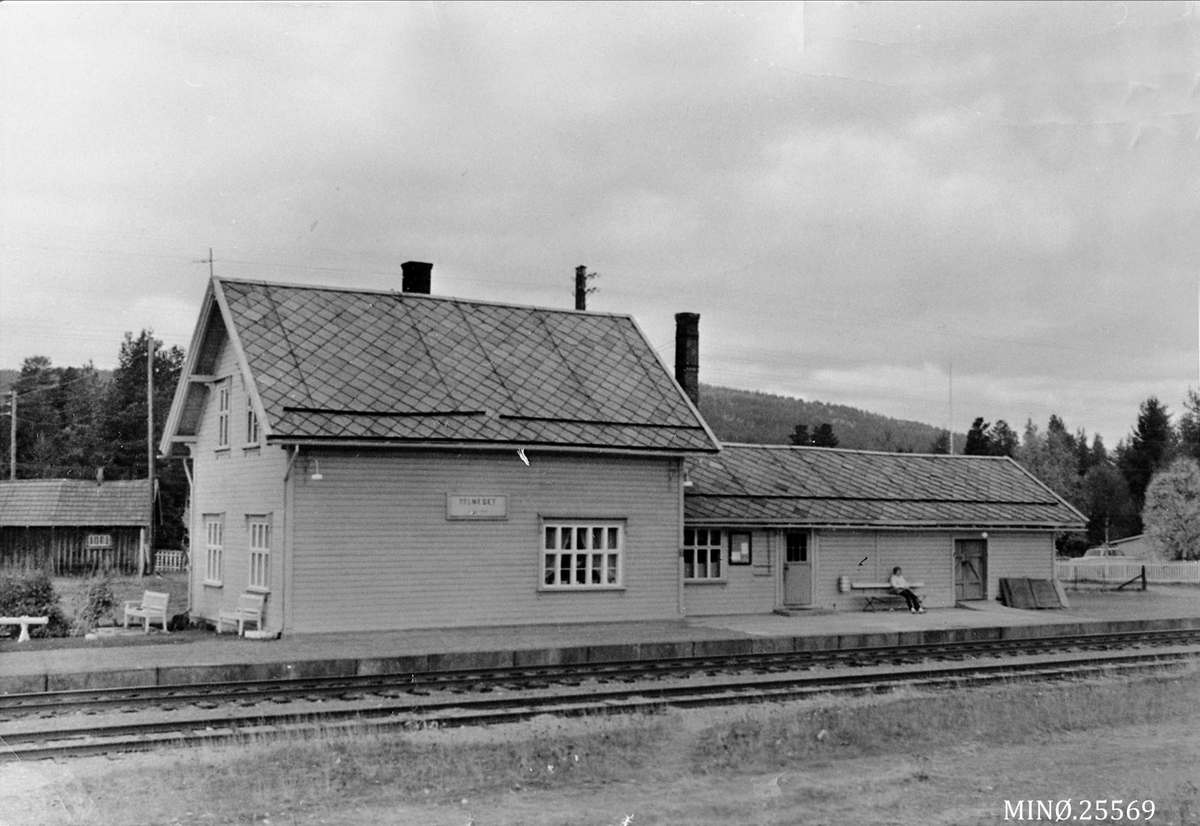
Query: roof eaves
160 280 219 456
218 279 277 441
266 436 719 456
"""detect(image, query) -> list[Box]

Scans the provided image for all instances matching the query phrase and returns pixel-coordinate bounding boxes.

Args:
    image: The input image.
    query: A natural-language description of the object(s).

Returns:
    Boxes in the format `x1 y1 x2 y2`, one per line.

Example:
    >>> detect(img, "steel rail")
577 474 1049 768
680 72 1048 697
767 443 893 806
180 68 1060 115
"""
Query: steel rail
3 643 1197 762
3 627 1199 720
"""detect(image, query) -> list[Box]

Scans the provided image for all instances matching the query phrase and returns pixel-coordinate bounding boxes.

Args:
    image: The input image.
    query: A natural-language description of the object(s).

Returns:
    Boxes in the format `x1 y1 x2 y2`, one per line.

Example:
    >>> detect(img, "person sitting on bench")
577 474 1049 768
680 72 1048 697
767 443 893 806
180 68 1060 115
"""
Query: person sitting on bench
889 567 925 613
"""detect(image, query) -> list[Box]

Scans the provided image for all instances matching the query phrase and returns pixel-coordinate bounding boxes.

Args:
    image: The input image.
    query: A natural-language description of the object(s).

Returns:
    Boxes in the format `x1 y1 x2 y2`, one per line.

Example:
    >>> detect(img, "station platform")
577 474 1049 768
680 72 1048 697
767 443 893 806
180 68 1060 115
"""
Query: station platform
3 586 1199 695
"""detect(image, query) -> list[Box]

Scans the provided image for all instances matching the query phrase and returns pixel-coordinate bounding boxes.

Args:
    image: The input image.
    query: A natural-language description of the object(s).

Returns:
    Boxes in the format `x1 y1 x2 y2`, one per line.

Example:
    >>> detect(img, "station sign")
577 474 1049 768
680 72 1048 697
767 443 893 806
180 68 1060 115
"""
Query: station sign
446 493 508 520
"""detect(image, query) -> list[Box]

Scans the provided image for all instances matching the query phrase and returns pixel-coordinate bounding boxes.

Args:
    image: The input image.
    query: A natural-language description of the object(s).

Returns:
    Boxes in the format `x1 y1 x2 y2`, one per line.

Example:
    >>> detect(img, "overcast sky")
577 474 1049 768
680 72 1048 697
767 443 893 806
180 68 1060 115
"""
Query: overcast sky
2 2 1197 447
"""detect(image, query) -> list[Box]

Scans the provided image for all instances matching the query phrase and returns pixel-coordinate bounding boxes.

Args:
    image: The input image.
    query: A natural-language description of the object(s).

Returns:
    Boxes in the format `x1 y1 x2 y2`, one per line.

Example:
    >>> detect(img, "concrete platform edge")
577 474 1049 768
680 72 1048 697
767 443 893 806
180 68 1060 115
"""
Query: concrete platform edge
7 614 1200 695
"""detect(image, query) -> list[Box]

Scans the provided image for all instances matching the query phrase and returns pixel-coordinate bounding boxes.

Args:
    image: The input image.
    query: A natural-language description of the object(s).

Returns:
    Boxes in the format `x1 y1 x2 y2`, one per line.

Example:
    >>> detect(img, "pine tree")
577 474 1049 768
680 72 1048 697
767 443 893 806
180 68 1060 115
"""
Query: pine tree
1117 397 1176 525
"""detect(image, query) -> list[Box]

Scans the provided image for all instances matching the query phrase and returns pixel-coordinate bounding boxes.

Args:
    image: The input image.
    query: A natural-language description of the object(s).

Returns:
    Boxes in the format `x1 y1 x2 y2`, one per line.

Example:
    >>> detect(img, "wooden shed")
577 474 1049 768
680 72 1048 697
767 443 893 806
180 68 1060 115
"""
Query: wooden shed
682 444 1087 613
0 479 150 574
160 265 720 634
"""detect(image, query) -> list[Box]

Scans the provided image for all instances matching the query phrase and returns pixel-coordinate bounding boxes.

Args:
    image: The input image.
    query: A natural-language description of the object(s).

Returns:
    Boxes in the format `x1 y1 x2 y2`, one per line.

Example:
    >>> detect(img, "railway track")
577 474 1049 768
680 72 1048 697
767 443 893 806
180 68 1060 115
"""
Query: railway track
3 629 1199 761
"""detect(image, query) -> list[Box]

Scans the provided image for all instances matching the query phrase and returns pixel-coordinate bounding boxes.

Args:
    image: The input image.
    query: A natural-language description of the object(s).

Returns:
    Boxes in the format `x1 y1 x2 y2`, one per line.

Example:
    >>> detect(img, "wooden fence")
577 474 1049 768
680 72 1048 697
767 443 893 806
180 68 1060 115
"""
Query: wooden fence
1055 560 1200 585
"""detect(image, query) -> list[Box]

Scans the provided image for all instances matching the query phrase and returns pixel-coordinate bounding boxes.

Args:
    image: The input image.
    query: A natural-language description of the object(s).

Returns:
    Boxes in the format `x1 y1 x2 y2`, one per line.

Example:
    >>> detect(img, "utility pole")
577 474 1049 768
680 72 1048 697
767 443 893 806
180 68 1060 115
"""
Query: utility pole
8 390 15 480
574 265 598 311
146 337 155 574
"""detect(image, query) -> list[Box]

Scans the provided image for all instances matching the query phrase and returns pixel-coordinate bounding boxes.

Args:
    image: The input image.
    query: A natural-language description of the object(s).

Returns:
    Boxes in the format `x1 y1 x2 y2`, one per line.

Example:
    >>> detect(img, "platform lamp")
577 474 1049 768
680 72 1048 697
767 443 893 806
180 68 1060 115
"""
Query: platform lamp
310 458 323 481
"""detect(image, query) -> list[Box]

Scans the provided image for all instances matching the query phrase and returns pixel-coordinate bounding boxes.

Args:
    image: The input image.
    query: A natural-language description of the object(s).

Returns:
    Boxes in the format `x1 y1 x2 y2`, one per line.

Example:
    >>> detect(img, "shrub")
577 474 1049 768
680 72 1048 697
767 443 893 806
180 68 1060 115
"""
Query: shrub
71 574 118 635
0 570 70 637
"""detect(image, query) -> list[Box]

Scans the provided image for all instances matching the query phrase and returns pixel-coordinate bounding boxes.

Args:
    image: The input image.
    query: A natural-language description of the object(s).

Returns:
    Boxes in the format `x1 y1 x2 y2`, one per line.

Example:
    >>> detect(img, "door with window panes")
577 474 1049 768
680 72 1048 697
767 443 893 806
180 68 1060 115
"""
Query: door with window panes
783 532 812 606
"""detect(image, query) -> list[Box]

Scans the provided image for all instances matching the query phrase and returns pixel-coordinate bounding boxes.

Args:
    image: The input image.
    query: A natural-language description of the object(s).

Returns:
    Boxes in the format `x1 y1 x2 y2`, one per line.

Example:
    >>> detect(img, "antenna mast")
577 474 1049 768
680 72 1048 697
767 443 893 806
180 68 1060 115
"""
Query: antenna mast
948 360 954 455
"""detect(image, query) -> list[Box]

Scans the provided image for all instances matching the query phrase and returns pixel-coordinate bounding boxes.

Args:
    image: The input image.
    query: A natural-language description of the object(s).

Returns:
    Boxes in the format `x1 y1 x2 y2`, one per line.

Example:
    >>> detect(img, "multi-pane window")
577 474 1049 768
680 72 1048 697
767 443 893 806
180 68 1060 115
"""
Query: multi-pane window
542 521 623 588
248 517 270 591
86 534 112 549
786 533 808 563
683 528 723 580
245 400 260 445
216 380 231 448
204 516 224 584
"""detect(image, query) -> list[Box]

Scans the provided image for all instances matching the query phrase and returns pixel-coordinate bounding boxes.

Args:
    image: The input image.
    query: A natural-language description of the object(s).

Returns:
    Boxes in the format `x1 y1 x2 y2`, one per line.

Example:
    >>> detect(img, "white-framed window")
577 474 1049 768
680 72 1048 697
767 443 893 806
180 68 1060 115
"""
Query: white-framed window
542 521 623 589
86 533 112 549
247 516 270 591
204 515 224 585
683 528 723 580
245 401 260 446
216 380 231 448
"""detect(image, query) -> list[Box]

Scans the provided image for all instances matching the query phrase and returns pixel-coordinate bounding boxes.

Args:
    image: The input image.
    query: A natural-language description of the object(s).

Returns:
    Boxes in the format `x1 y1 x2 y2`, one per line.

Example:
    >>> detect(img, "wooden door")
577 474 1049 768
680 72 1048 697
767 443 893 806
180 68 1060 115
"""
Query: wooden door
783 532 812 606
954 539 987 601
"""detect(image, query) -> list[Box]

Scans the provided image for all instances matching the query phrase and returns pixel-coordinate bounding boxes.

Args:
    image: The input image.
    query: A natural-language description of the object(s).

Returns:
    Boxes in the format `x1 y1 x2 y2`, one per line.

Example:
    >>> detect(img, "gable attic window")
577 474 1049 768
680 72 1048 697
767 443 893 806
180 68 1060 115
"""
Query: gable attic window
216 379 231 449
542 521 623 589
683 528 723 580
245 400 260 446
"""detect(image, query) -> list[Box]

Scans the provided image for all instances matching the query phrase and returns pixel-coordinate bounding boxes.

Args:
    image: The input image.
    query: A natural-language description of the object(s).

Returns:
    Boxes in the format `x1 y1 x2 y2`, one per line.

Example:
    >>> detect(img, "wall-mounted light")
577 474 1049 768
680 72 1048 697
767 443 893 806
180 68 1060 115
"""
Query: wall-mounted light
310 458 323 481
682 469 694 488
981 531 988 539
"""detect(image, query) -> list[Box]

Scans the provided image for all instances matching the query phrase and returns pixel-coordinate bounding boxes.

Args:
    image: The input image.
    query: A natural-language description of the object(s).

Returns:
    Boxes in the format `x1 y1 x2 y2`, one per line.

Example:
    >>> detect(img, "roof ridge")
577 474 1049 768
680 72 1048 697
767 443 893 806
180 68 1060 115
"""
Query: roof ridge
216 276 637 321
718 442 1004 459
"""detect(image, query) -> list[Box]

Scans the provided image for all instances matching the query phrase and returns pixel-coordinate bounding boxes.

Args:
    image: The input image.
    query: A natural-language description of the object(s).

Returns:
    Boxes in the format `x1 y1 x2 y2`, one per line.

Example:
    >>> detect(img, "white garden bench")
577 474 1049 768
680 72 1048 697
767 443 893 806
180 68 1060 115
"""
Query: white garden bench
217 592 266 636
123 590 170 633
0 615 49 642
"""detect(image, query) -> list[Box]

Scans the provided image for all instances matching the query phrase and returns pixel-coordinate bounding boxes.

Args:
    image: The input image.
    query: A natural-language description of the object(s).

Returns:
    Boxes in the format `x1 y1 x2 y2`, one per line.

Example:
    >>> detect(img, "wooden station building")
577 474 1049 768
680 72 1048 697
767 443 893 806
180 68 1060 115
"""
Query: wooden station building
681 444 1086 614
162 263 1084 634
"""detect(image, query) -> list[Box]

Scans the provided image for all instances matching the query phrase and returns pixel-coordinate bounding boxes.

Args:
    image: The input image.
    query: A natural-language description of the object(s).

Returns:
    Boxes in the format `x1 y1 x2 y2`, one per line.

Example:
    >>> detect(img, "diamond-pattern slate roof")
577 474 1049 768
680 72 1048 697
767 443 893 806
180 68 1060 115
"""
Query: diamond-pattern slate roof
214 279 717 453
685 444 1086 529
0 480 150 527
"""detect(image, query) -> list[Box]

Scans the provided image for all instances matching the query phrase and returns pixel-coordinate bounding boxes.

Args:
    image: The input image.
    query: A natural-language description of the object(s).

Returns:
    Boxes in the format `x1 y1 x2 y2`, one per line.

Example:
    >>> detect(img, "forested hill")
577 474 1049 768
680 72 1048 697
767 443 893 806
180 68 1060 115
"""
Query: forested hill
1 370 949 453
696 384 952 452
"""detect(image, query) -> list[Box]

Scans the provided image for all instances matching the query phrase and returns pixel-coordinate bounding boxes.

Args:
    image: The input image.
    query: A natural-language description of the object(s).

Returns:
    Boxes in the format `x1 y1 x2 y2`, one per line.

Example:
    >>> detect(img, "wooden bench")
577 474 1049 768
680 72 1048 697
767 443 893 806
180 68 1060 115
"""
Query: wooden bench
123 590 170 633
0 615 49 642
850 581 924 612
217 592 266 636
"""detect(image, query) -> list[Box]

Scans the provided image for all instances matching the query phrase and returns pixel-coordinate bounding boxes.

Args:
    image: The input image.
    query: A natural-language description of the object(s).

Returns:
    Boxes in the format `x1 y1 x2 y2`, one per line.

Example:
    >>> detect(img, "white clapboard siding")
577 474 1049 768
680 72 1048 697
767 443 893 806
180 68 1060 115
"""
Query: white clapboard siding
682 528 776 616
985 532 1054 600
814 530 958 610
288 450 683 633
190 342 287 629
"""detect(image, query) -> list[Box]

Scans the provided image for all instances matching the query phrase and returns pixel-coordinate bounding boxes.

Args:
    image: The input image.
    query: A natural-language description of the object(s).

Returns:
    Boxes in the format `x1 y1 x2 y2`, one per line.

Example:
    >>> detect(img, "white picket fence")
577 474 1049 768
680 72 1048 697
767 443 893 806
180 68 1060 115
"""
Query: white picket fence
154 550 188 572
1055 560 1200 585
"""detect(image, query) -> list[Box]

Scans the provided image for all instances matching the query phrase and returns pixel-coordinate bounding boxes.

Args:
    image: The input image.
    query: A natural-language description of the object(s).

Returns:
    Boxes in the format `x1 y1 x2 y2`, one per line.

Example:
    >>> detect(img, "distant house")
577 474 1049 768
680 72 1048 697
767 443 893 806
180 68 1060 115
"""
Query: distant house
682 444 1087 612
1082 534 1158 560
160 264 720 634
0 479 150 574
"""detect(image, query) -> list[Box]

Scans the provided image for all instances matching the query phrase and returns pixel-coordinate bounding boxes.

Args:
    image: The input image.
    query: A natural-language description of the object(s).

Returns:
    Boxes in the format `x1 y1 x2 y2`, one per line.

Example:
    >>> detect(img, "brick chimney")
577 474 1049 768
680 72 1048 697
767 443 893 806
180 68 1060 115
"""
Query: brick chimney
674 312 699 406
401 261 432 294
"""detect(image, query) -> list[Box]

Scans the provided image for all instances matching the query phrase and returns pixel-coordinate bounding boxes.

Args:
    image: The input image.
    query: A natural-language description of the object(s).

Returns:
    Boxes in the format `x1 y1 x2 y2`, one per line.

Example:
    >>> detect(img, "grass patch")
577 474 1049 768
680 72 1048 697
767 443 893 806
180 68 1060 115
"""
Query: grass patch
41 665 1200 825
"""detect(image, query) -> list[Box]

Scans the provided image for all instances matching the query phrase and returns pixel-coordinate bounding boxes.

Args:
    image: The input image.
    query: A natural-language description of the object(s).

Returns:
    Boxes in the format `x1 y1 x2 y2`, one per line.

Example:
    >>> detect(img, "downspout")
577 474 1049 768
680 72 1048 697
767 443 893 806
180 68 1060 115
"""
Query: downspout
280 445 300 635
181 454 194 615
677 457 685 618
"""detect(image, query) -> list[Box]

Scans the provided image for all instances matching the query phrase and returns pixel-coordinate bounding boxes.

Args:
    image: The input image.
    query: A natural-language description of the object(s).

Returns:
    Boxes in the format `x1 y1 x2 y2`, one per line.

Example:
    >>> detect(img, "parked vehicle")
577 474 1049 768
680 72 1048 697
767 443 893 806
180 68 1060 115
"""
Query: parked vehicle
1080 545 1126 560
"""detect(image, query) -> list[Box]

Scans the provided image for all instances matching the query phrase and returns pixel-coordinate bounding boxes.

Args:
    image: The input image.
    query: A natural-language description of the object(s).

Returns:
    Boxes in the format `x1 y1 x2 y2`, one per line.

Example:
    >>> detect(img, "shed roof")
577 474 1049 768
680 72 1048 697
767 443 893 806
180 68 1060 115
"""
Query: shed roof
163 277 718 455
685 444 1086 530
0 479 150 527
